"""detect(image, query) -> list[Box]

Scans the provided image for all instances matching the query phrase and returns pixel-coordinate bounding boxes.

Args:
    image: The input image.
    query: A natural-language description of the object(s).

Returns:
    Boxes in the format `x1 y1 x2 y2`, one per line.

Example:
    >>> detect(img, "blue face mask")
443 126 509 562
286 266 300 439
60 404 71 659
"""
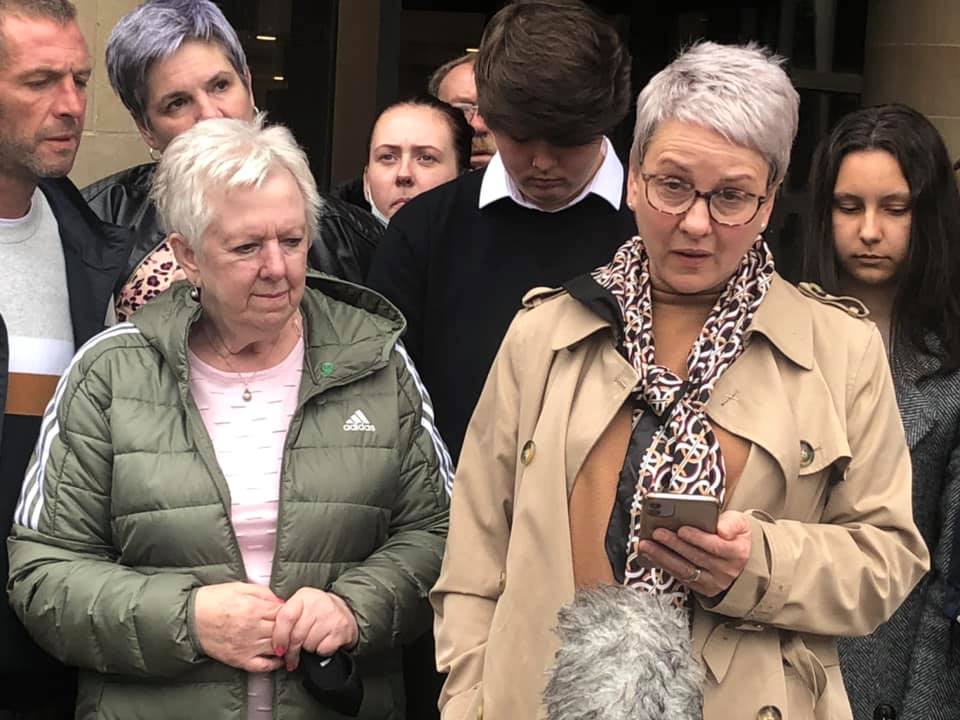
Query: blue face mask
369 201 390 227
363 179 390 227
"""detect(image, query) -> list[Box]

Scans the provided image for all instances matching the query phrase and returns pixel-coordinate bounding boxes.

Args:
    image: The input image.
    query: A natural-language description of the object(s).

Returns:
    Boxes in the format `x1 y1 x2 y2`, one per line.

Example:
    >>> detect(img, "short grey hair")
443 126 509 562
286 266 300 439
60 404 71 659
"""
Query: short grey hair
106 0 248 127
0 0 77 65
428 53 475 97
151 116 320 252
0 0 75 20
631 41 799 188
544 585 704 720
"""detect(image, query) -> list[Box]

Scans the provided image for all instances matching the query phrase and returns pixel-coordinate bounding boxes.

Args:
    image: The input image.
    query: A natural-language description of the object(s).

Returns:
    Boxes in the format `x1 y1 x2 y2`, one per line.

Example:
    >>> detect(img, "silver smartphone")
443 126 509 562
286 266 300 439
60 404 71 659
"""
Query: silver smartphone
638 492 720 541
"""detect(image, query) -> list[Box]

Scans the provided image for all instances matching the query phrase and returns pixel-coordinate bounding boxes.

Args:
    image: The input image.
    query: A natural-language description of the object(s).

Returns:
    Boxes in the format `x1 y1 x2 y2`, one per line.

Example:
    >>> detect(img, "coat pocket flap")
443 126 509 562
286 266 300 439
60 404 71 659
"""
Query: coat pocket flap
698 621 744 684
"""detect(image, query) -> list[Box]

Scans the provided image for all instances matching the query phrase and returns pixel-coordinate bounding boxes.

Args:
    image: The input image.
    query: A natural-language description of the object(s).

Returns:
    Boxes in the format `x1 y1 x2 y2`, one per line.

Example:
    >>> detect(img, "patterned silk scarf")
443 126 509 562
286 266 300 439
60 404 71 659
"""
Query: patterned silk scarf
593 235 775 602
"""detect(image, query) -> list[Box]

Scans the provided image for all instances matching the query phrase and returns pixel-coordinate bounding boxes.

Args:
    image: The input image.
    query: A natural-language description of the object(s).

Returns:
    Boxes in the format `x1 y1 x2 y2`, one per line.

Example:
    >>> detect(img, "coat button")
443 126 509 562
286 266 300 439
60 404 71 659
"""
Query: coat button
520 440 536 465
497 571 506 594
873 704 897 720
757 707 782 720
799 441 815 468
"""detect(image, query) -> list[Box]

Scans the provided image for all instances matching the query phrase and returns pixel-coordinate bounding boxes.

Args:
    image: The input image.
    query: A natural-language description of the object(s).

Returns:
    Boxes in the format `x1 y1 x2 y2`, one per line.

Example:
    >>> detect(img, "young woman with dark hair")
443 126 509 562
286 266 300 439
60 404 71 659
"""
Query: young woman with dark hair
319 94 472 283
803 103 960 366
803 103 960 720
362 94 473 224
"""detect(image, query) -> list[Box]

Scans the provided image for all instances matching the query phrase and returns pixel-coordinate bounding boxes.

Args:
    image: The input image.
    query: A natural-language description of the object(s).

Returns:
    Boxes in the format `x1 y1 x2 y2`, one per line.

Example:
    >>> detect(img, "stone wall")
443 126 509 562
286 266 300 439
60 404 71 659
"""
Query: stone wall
72 0 149 189
864 0 960 162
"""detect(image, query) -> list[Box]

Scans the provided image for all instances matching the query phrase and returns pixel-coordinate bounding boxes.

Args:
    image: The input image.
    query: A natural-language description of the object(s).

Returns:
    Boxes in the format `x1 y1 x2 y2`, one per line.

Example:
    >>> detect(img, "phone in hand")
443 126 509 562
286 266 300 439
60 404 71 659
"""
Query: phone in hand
638 492 720 542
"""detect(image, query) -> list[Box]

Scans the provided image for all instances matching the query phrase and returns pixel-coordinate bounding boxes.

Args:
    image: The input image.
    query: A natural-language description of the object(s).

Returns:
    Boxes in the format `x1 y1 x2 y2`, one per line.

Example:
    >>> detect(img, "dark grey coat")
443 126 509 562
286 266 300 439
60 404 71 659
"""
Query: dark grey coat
839 340 960 720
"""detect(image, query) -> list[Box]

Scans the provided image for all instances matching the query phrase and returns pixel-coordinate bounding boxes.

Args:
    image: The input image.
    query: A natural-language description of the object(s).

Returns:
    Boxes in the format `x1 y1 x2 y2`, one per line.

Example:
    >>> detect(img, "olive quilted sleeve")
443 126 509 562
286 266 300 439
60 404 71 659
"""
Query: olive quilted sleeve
7 327 203 678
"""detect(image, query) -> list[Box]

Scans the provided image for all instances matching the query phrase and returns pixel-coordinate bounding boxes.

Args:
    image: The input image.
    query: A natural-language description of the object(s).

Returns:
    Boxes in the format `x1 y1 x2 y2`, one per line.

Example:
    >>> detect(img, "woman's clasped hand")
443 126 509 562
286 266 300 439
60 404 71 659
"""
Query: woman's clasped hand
193 584 359 674
193 582 285 673
271 588 359 672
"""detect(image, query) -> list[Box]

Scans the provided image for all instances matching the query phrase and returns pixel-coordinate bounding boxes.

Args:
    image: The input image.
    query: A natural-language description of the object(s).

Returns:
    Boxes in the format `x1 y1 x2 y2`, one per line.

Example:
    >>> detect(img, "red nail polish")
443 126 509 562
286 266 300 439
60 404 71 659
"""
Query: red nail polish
275 646 285 657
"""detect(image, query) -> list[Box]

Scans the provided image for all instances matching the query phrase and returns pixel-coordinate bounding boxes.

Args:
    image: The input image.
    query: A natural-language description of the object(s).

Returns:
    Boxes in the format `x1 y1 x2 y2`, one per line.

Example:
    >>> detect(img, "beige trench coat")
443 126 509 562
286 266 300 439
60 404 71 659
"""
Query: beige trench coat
431 275 929 720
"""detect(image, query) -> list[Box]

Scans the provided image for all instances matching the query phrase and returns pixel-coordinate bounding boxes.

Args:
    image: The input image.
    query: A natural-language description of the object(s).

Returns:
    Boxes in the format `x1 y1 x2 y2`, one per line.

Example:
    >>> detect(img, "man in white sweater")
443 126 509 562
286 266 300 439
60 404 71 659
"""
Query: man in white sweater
0 1 130 716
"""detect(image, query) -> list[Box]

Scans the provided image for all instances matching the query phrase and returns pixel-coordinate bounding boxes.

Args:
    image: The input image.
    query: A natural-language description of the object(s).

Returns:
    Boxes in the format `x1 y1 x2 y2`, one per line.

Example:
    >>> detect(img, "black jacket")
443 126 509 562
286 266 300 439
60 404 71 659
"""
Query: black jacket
309 189 385 284
82 163 384 286
366 168 636 462
1 177 132 708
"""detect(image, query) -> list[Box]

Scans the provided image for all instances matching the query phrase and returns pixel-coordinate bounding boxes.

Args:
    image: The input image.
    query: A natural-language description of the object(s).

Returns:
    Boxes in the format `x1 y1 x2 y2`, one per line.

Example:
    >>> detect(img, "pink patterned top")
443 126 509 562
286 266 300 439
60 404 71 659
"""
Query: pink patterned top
116 241 186 322
189 338 305 720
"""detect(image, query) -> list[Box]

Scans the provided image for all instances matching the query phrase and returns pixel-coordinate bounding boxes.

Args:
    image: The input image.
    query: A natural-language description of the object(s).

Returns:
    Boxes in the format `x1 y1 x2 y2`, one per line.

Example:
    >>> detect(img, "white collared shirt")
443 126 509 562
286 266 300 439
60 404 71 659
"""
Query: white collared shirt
478 136 623 213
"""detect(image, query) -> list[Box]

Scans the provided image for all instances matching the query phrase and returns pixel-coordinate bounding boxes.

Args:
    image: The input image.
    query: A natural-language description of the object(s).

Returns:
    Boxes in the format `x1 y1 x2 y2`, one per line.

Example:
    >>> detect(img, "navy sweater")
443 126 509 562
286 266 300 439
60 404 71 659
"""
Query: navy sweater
367 168 636 462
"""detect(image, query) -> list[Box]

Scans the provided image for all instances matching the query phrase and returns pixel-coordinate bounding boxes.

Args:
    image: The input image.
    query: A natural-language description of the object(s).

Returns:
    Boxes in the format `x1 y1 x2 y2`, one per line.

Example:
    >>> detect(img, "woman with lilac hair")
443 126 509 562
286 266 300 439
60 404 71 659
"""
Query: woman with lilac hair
82 0 382 318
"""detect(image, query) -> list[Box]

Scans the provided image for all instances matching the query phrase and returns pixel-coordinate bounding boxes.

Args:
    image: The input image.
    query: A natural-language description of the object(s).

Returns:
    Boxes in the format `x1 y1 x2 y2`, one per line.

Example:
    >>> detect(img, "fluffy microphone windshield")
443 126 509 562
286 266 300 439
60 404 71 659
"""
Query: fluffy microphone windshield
543 584 704 720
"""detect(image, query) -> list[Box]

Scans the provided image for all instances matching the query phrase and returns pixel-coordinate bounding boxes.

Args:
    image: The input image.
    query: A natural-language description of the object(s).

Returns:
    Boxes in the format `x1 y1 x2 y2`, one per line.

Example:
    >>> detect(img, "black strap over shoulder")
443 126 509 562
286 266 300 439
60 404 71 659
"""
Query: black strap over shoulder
563 272 624 348
604 378 693 583
605 400 662 583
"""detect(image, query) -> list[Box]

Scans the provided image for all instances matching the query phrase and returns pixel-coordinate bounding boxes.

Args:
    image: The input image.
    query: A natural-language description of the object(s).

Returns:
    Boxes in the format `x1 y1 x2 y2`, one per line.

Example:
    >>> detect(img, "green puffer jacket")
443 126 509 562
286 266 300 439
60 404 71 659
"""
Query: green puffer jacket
7 277 451 720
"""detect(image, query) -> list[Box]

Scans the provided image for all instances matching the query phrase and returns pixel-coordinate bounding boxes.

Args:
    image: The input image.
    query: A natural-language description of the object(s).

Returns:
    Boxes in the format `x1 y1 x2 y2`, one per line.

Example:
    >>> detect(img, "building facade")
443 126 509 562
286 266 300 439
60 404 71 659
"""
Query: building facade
72 0 960 278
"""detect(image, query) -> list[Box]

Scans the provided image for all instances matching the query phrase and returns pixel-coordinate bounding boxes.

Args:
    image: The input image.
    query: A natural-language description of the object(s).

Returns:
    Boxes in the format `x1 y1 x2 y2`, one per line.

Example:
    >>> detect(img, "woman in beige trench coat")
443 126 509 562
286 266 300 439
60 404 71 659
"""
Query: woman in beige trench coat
431 42 929 720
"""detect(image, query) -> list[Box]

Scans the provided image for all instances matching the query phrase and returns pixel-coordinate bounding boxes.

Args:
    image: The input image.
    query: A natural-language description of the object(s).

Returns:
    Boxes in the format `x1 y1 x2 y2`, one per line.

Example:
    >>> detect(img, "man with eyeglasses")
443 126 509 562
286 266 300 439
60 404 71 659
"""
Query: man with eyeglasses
429 53 497 169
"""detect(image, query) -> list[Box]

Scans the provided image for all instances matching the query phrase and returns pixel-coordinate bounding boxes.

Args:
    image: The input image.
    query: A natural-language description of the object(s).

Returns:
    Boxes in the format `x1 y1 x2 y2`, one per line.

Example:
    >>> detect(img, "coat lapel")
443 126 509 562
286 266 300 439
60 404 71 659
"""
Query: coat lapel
538 286 637 494
706 277 812 499
563 341 636 495
891 340 941 449
708 277 854 516
708 344 800 500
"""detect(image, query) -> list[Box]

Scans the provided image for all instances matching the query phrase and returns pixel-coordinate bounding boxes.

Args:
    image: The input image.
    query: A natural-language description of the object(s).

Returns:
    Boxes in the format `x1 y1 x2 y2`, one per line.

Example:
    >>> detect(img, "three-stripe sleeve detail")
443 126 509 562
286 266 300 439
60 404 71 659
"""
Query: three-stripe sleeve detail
14 324 141 531
394 341 455 496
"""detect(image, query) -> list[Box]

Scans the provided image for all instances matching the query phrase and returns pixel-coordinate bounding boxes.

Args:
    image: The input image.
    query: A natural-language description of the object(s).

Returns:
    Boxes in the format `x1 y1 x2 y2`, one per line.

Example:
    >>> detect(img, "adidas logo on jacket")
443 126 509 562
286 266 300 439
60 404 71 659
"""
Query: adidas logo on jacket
343 409 376 432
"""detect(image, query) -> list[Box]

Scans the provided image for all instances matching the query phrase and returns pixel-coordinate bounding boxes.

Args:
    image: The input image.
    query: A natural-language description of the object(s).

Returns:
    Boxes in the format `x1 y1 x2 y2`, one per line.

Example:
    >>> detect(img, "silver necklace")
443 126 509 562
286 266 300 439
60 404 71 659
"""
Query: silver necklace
203 313 302 402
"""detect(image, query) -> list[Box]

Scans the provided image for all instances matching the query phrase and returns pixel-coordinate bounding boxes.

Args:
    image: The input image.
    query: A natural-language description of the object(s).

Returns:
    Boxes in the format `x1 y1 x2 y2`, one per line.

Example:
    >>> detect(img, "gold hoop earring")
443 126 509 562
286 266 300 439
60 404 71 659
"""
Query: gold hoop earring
149 147 161 162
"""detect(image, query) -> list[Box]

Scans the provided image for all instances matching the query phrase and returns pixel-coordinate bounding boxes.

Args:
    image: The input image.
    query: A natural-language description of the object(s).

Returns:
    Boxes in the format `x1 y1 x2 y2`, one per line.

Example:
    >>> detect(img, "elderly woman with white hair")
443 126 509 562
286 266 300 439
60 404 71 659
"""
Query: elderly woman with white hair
432 42 928 720
83 0 382 317
8 117 451 720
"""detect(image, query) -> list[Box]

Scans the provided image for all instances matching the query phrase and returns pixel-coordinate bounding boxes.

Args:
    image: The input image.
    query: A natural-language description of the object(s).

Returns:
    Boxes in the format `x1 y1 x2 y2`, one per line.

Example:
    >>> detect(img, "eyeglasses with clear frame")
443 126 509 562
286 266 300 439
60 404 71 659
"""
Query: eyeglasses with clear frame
449 102 479 121
639 172 769 227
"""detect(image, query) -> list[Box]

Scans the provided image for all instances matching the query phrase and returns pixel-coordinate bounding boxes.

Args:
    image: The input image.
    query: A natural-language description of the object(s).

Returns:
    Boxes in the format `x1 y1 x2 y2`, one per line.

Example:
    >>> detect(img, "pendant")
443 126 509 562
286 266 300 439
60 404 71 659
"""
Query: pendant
242 388 252 402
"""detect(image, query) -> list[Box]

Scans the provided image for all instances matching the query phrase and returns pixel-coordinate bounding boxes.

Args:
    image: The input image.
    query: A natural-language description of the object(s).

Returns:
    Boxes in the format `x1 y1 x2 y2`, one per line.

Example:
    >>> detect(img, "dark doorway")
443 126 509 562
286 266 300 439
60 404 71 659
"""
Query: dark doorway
218 0 870 277
216 0 339 190
395 0 869 279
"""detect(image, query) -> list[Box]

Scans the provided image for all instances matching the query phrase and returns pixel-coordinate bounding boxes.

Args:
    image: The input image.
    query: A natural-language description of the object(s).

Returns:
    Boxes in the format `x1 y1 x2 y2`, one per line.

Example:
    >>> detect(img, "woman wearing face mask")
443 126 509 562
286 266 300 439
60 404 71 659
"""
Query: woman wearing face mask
315 95 471 283
431 43 929 720
362 95 472 225
803 103 960 720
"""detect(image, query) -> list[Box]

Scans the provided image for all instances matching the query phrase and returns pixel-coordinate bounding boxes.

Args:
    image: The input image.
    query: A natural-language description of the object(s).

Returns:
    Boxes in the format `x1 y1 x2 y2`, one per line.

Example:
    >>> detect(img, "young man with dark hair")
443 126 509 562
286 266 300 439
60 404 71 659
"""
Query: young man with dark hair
372 4 633 716
369 0 634 464
0 1 130 715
